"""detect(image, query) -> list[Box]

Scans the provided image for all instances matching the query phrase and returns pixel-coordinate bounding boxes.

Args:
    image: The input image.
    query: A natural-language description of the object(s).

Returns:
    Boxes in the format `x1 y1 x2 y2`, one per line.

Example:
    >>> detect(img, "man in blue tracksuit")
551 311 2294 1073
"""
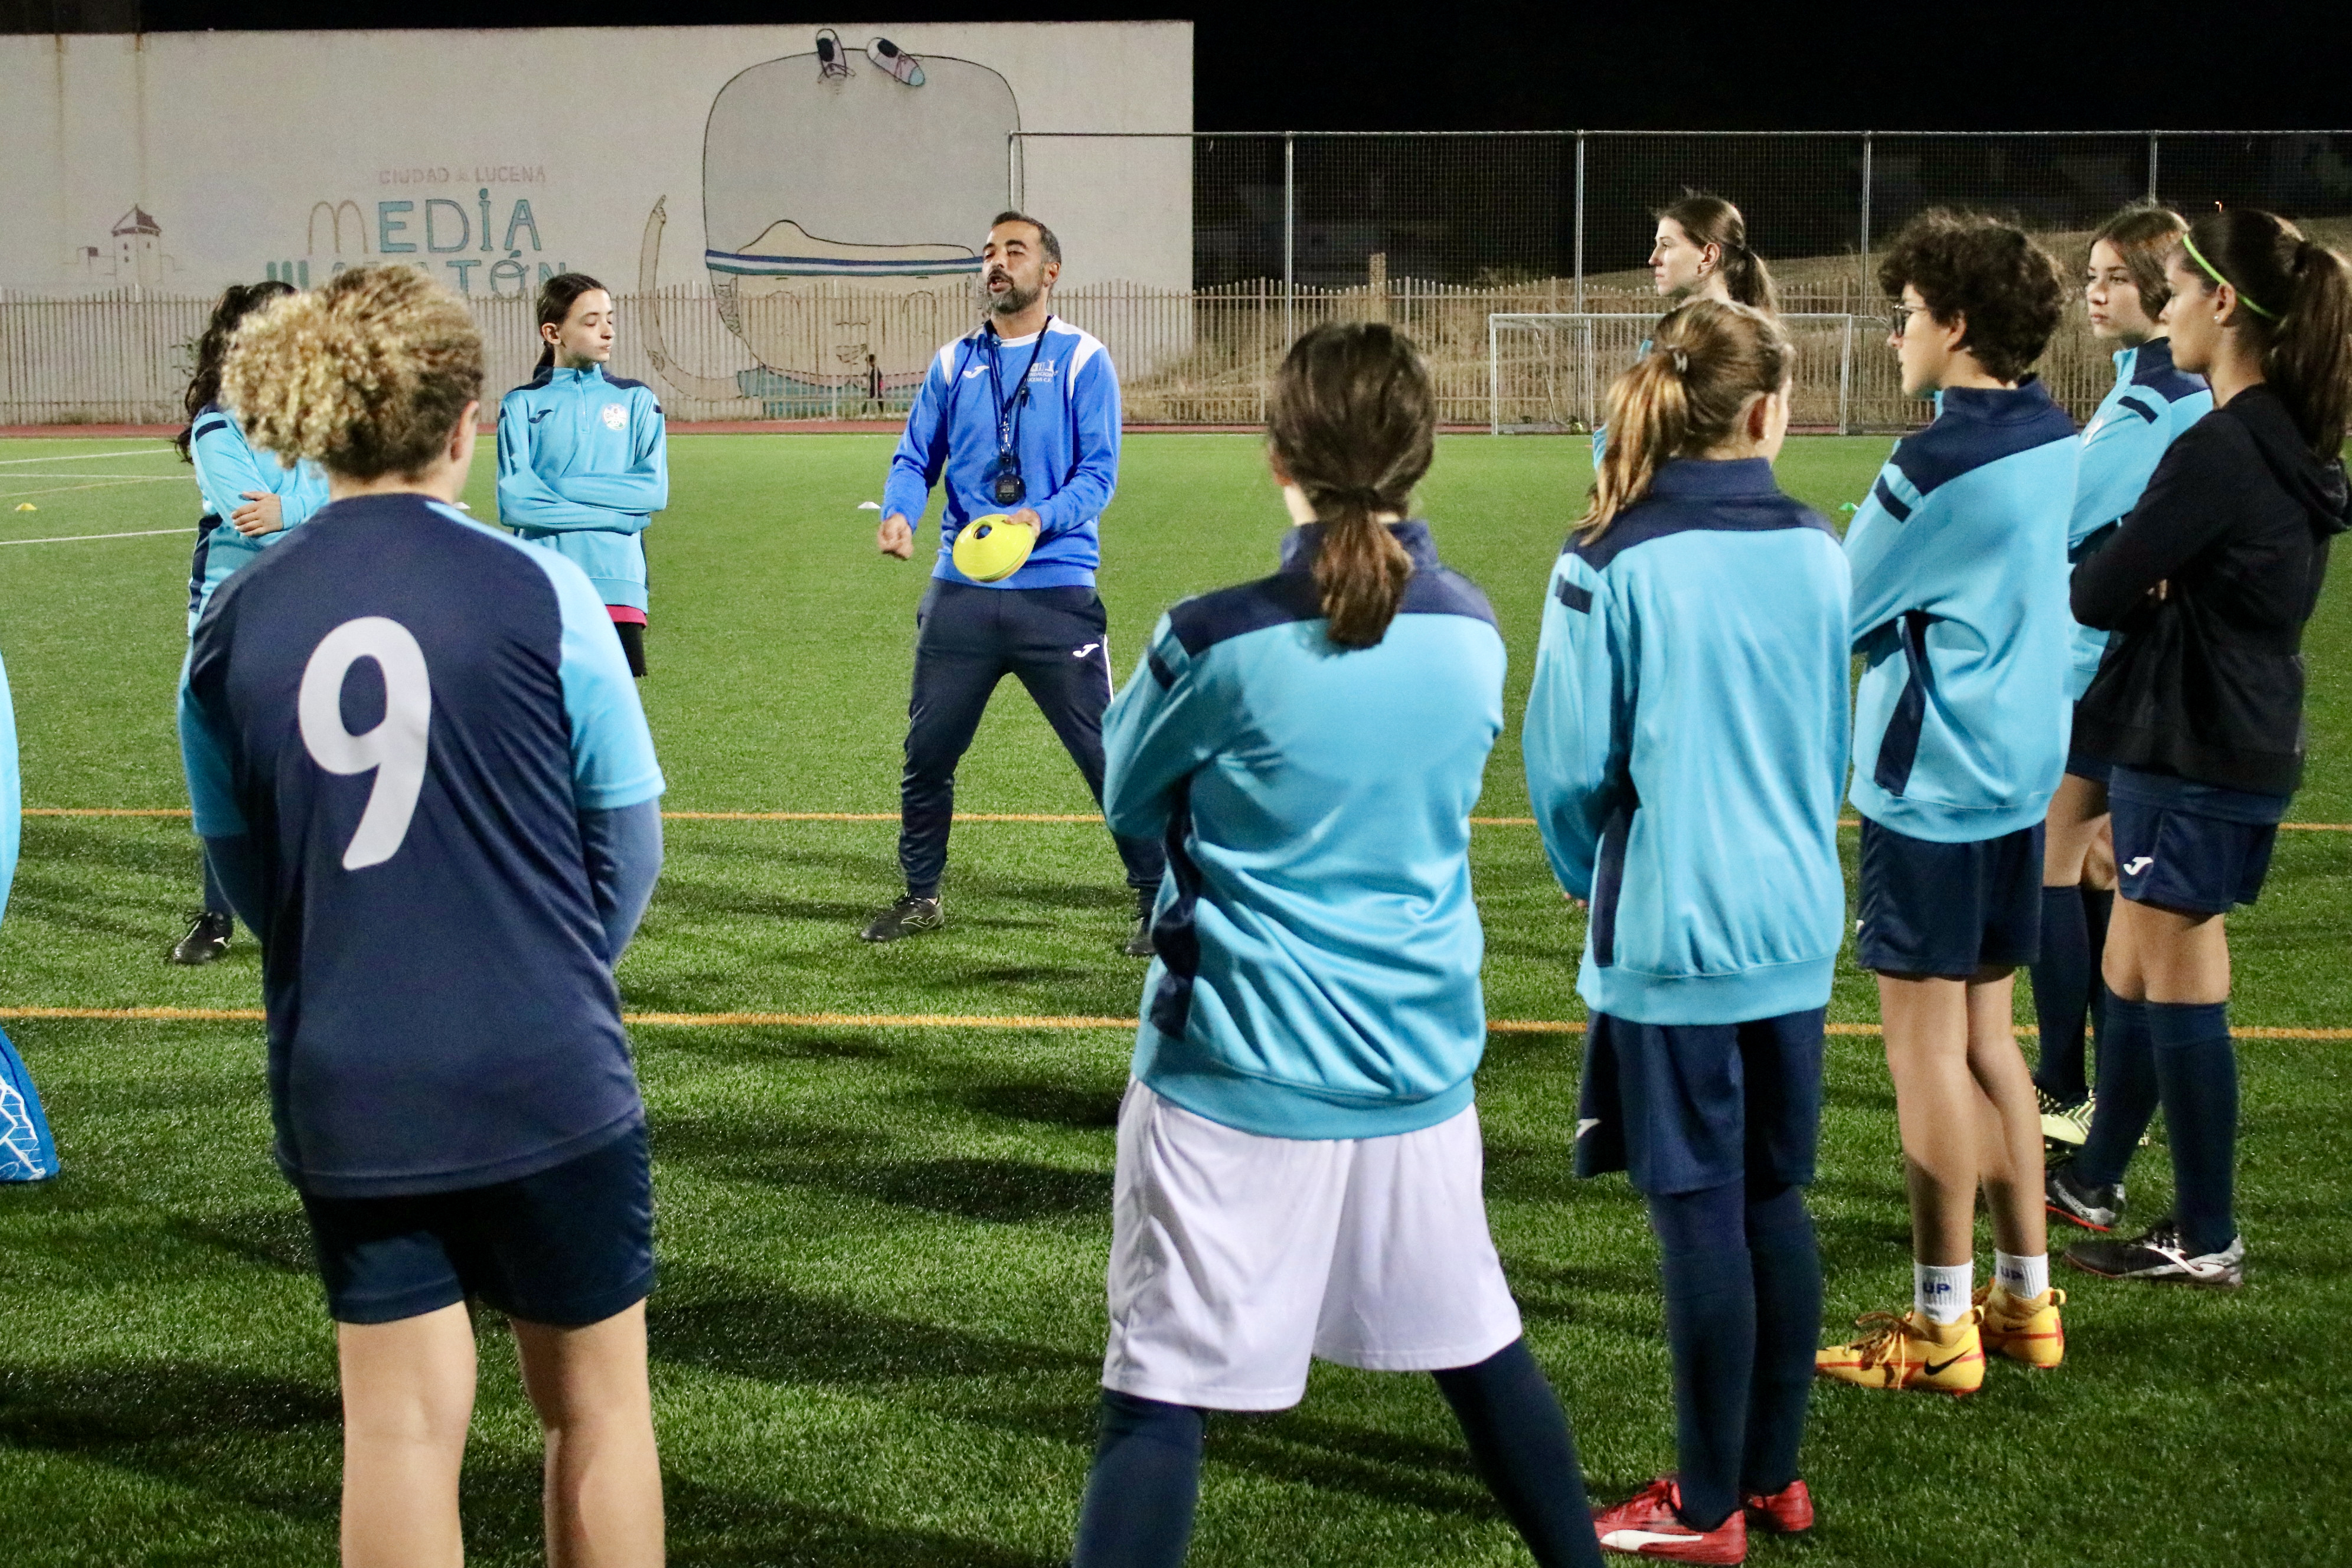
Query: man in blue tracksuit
1818 213 2080 1397
868 211 1164 952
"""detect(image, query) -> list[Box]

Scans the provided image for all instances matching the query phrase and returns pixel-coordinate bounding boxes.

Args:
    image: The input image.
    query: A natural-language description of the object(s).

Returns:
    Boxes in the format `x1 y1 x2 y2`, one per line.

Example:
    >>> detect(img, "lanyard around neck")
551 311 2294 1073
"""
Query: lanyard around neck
988 319 1051 458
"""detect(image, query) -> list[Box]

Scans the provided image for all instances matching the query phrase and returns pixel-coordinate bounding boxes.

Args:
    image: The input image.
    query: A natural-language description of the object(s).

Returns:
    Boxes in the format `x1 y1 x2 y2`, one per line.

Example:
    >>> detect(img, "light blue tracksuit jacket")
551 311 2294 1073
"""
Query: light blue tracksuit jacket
883 315 1121 590
496 364 669 611
187 403 330 630
2064 338 2211 696
1525 458 1852 1025
1103 521 1505 1141
1845 380 2080 842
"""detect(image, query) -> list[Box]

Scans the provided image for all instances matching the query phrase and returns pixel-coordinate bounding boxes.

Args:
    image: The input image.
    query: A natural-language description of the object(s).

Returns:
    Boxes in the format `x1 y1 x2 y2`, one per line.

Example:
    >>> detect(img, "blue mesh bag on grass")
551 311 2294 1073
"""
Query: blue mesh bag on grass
0 1025 56 1182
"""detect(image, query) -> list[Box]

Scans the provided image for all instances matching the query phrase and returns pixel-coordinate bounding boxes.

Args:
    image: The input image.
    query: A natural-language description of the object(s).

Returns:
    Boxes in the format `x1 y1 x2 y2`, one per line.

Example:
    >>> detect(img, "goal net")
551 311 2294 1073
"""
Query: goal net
1487 313 1863 436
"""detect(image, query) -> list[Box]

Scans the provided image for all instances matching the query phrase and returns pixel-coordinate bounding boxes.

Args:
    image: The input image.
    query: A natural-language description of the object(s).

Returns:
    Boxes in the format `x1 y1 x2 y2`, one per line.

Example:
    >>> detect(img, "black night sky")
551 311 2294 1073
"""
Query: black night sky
12 1 2349 133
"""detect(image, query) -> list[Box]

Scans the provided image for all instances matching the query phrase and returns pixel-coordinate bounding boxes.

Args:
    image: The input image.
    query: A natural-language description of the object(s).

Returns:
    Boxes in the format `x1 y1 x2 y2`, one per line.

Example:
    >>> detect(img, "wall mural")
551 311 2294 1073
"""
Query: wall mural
639 32 1020 417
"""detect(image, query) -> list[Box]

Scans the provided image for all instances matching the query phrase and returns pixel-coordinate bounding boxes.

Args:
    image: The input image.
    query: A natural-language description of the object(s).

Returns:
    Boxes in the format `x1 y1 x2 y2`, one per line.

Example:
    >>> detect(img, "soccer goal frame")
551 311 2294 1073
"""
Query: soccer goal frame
1487 312 1860 437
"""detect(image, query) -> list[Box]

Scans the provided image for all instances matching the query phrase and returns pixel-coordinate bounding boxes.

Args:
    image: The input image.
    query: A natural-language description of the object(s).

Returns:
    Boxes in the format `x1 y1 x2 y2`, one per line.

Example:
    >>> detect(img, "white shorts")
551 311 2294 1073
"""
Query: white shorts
1101 1080 1524 1412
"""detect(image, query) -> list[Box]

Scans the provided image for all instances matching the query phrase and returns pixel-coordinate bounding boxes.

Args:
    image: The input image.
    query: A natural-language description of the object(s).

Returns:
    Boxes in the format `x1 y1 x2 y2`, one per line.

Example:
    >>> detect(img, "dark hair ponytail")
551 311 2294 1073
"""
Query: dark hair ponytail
534 272 608 373
1658 193 1779 315
176 280 297 461
2185 208 2352 458
1266 322 1435 649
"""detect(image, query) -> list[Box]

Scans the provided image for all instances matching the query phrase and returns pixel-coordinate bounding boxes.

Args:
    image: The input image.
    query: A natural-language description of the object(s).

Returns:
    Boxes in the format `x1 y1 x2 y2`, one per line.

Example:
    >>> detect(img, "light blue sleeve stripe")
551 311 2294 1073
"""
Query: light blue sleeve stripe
0 646 17 929
481 515 665 810
177 646 247 838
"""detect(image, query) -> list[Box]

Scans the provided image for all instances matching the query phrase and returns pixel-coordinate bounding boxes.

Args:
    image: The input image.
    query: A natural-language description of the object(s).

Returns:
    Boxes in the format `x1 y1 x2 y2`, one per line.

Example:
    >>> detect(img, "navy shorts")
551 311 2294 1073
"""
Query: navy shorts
2109 766 2288 916
1856 818 2043 978
1574 1010 1826 1196
299 1122 654 1327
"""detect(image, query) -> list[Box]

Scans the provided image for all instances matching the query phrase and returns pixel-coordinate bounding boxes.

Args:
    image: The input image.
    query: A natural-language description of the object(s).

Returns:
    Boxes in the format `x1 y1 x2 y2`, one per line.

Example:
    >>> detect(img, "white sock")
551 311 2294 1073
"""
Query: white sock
1995 1250 2049 1302
1913 1261 1972 1324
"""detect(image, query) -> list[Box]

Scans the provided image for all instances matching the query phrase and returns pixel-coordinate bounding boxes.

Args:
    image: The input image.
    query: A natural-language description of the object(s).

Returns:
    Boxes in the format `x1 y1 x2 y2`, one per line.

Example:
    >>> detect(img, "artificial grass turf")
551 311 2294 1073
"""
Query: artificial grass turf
1 432 2348 1564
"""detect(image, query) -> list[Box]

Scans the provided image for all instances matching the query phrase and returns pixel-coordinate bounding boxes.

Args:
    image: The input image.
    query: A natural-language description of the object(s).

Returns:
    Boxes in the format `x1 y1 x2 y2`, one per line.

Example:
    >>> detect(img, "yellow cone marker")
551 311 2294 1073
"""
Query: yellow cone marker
13 503 34 512
951 513 1034 583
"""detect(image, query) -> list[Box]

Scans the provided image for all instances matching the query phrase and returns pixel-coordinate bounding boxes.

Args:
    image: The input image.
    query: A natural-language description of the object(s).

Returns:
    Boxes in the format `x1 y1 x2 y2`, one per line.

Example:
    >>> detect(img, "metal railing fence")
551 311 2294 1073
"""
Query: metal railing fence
8 130 2350 429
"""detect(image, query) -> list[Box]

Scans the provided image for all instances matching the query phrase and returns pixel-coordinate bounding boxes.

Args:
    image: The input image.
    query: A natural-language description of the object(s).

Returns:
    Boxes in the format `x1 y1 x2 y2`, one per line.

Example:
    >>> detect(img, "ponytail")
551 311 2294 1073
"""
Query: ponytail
1587 353 1691 539
176 280 296 461
1582 299 1794 542
2271 240 2352 457
1658 193 1779 315
1266 322 1435 649
2184 208 2352 458
534 271 608 374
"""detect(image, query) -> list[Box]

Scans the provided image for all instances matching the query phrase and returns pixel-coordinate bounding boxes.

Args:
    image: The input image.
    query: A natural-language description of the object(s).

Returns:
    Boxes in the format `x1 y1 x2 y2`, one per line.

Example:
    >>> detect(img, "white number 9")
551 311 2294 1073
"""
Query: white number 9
299 616 432 871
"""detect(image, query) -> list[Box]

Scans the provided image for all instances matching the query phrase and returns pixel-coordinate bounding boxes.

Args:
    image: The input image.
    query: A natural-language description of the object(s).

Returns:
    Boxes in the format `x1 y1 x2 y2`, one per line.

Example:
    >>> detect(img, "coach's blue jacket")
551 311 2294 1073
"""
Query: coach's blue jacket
1845 380 2079 842
187 403 331 630
496 364 669 612
1526 459 1851 1024
883 316 1120 590
2066 339 2210 696
1103 521 1505 1141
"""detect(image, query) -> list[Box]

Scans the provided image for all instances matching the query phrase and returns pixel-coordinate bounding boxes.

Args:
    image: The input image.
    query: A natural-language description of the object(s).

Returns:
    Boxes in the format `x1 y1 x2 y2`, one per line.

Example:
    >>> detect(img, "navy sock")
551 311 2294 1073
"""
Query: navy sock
1740 1185 1819 1499
2082 888 2115 1060
201 852 232 920
1433 1338 1603 1568
1647 1182 1751 1532
1072 1391 1204 1568
2029 886 2092 1103
2076 996 2156 1187
2149 1001 2239 1257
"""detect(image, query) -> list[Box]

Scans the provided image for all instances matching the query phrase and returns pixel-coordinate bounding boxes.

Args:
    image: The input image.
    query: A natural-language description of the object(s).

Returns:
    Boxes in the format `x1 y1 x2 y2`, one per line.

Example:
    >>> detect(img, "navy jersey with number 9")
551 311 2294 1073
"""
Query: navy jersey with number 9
179 492 665 1198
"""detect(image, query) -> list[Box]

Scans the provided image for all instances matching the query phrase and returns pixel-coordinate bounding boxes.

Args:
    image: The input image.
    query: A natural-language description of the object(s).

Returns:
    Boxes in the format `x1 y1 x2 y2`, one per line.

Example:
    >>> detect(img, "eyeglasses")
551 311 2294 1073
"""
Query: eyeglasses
1888 302 1928 339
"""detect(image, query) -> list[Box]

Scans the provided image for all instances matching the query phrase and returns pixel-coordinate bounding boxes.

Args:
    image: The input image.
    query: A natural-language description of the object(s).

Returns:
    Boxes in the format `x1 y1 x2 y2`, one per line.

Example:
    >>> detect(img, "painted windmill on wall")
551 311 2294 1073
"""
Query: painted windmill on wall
639 30 1020 417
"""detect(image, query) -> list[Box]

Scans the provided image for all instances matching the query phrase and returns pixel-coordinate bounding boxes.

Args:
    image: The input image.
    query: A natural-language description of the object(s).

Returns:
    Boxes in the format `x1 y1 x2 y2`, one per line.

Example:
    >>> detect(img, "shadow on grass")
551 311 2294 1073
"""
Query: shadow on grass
655 1111 1109 1224
650 1264 1093 1387
958 1080 1123 1131
0 1354 1057 1565
167 1204 313 1274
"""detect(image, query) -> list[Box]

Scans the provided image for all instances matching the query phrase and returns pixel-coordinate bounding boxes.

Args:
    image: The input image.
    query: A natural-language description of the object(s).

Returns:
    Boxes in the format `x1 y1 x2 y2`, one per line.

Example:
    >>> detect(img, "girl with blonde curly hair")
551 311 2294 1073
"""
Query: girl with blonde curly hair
179 264 668 1567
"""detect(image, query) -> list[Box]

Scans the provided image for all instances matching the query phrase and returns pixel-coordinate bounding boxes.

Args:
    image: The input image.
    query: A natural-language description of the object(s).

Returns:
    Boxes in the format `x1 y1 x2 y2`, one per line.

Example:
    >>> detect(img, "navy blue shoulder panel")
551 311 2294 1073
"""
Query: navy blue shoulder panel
2116 395 2162 423
1167 572 1324 656
1398 564 1499 628
2130 341 2207 405
605 374 652 394
1574 495 1834 574
1167 562 1497 656
190 415 233 442
516 365 555 394
1891 387 2078 498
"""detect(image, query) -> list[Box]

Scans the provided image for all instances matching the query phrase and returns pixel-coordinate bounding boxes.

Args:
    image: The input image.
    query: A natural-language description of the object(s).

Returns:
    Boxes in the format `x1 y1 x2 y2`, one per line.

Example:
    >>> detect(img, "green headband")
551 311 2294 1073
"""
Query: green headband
2181 233 2281 321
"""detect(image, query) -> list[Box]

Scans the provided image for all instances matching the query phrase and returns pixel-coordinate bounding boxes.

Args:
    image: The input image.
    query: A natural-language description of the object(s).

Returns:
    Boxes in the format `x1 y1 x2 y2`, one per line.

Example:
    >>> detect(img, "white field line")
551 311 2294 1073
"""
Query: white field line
0 478 184 502
0 447 175 465
0 528 187 546
0 472 188 483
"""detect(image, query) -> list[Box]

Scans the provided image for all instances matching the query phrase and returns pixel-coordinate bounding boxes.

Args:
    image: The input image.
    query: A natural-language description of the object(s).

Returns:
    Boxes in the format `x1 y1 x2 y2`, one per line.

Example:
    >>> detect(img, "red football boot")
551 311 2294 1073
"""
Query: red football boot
1742 1478 1814 1535
1592 1477 1747 1563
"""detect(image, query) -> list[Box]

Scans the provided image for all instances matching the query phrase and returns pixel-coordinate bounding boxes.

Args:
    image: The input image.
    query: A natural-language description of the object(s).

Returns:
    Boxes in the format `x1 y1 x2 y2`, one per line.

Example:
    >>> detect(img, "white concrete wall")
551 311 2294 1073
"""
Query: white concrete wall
0 22 1191 303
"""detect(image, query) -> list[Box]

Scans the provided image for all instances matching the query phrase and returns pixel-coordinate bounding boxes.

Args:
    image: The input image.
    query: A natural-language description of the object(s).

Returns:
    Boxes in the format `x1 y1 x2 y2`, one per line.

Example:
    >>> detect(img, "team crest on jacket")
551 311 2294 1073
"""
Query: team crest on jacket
602 403 627 431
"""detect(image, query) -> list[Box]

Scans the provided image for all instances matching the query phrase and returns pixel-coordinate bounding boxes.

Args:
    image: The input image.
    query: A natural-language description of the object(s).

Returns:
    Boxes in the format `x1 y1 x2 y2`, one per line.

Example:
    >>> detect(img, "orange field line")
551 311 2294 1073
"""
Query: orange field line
4 1005 2347 1040
28 807 2352 832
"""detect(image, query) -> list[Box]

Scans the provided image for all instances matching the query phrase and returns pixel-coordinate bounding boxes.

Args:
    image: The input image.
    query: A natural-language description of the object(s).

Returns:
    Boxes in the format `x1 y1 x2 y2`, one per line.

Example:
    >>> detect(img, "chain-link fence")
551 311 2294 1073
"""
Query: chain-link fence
9 131 2351 427
1018 129 2352 429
